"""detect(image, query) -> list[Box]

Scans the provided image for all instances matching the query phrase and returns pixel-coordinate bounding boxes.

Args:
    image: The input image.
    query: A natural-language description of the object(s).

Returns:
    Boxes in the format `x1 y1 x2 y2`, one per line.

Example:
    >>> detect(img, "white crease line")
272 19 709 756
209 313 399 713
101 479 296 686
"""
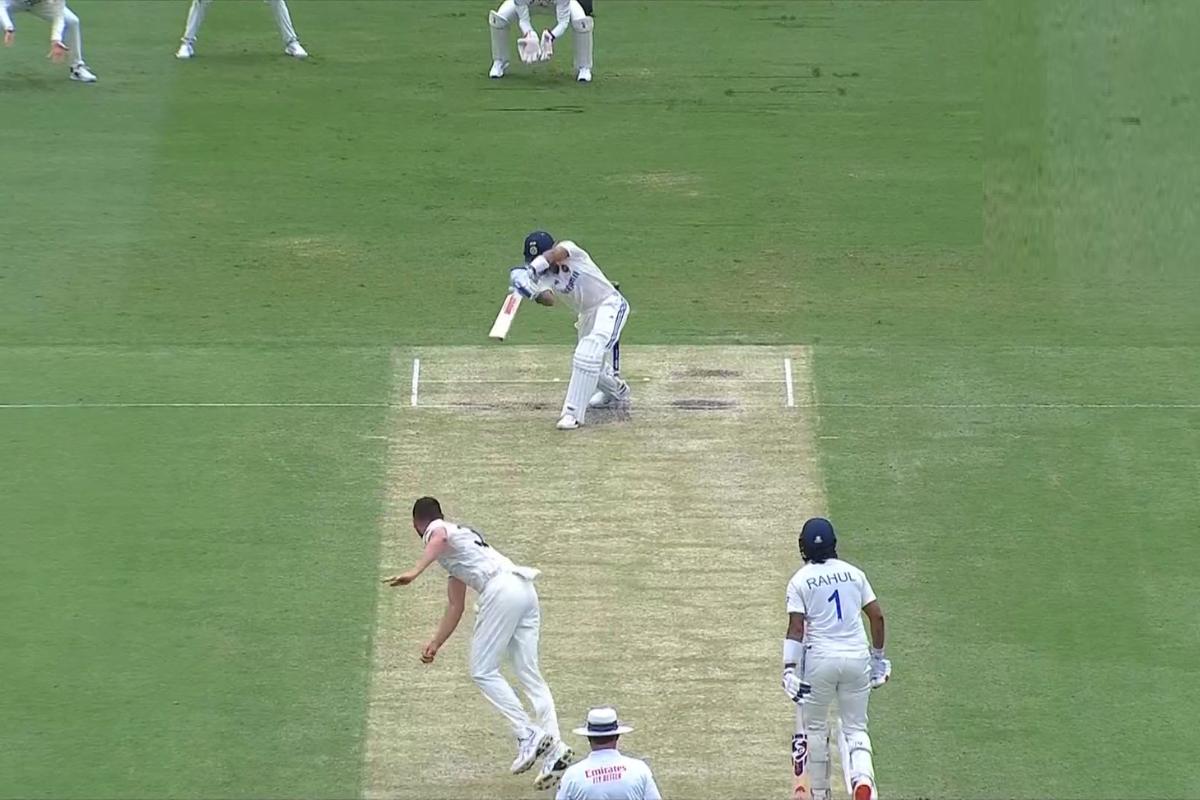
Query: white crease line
410 358 421 408
415 378 782 384
812 402 1200 410
0 402 1197 411
783 357 796 408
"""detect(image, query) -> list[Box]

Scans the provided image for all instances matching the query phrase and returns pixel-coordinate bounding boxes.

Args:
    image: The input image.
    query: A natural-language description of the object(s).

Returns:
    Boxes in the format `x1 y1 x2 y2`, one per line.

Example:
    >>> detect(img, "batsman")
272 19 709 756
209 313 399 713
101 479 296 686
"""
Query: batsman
509 231 629 430
783 518 891 800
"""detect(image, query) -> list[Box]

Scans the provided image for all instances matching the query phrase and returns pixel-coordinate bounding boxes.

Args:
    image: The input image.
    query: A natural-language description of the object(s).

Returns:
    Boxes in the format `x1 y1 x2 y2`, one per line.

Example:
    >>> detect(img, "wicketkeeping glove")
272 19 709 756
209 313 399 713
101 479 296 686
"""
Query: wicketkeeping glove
539 30 555 61
517 31 542 64
782 669 811 705
869 648 891 689
509 267 537 299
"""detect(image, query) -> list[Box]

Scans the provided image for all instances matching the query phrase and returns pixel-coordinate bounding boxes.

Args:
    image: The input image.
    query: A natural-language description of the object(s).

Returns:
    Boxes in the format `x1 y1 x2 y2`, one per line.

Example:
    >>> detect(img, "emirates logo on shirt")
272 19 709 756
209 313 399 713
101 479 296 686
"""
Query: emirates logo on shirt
584 764 627 784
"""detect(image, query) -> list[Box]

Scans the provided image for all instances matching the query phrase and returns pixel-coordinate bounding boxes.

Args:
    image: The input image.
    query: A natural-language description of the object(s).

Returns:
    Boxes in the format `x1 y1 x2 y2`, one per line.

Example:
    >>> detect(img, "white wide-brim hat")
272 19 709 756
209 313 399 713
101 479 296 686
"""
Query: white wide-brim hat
573 706 634 737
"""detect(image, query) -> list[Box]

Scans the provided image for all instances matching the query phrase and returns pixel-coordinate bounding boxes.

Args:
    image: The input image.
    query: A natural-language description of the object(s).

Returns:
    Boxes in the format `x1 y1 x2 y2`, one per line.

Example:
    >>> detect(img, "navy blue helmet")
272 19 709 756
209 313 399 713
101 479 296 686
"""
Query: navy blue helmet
523 231 555 263
799 517 838 563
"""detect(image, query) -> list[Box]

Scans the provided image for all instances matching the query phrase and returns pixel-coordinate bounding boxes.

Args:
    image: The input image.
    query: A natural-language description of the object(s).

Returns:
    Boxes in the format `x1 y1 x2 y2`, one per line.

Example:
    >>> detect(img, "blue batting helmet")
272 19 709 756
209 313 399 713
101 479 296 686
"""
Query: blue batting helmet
799 517 838 563
523 231 554 263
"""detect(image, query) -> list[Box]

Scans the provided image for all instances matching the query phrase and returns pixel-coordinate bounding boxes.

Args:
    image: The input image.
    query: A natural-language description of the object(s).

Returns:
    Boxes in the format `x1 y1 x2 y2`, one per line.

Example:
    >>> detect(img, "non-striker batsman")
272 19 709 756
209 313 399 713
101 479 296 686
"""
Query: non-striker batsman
783 518 891 800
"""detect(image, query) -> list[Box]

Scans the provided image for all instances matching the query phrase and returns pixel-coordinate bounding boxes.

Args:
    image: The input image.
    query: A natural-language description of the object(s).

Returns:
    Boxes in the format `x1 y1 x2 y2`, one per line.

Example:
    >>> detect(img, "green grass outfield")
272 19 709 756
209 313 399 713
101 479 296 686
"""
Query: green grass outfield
2 1 1198 797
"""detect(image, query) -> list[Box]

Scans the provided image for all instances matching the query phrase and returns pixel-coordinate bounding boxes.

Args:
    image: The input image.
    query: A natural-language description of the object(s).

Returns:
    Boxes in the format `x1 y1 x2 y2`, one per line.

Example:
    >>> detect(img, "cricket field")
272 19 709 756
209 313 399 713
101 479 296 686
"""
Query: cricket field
2 1 1198 798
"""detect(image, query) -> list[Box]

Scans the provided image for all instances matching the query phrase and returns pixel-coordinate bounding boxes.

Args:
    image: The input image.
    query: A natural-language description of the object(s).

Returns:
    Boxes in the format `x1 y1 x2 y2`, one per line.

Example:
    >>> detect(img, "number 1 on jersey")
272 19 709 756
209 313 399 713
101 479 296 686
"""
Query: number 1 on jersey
828 589 843 620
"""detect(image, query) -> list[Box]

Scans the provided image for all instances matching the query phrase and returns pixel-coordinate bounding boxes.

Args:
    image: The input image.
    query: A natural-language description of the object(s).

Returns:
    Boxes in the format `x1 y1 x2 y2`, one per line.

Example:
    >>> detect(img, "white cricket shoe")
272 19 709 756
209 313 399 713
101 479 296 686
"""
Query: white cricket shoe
511 729 553 775
555 414 580 430
489 59 508 79
589 382 630 409
577 67 592 83
176 42 194 59
534 741 575 790
285 40 308 59
69 63 97 82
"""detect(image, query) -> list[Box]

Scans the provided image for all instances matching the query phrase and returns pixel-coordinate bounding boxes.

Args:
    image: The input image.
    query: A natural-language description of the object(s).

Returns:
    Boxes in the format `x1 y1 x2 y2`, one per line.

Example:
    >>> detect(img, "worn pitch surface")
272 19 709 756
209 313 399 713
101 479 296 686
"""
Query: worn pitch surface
365 346 830 799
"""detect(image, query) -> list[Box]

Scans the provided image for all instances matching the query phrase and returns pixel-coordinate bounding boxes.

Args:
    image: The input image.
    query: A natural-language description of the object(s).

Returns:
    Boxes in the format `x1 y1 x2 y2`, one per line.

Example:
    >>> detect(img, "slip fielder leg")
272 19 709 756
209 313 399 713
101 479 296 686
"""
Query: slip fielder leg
27 1 82 61
267 0 299 45
180 0 211 46
61 6 82 64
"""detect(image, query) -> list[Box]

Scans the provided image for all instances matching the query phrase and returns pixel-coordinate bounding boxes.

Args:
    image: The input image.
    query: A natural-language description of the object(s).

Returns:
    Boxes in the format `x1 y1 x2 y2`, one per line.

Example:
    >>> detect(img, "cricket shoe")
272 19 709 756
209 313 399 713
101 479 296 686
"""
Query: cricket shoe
555 413 580 430
69 63 97 82
577 67 592 83
489 59 508 79
852 779 875 800
285 40 309 59
511 729 553 775
589 383 630 409
533 741 575 790
175 42 194 59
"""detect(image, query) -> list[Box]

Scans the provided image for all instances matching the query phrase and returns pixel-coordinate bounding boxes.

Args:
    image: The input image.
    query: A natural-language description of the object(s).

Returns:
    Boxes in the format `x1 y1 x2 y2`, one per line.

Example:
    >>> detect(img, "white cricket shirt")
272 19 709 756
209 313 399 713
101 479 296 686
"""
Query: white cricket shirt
786 558 877 657
535 241 620 314
424 518 517 593
556 749 662 800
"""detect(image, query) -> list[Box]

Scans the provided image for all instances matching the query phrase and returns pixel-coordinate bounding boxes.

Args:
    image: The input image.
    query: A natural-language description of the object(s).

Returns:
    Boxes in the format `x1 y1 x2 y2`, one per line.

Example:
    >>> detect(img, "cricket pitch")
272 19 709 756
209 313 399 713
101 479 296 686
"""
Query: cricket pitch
364 346 835 799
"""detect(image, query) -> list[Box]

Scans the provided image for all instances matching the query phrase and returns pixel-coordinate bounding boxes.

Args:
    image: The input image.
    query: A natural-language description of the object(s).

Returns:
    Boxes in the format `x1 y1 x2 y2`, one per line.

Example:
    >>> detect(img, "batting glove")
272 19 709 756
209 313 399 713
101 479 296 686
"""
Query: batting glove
539 30 555 61
869 648 891 688
509 267 537 299
782 669 811 705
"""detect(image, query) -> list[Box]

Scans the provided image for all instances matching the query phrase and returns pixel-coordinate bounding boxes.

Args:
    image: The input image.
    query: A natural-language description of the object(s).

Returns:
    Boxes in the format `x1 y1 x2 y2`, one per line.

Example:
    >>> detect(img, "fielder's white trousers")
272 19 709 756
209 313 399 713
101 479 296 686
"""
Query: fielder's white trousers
181 0 300 46
15 1 84 65
796 651 871 792
471 570 561 740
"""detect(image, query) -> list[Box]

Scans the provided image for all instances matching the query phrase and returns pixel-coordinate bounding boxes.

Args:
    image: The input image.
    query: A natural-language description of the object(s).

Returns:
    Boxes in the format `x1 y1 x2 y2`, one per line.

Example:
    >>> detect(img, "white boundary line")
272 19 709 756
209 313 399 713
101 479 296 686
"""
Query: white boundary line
1 401 1198 410
410 358 420 408
784 357 796 408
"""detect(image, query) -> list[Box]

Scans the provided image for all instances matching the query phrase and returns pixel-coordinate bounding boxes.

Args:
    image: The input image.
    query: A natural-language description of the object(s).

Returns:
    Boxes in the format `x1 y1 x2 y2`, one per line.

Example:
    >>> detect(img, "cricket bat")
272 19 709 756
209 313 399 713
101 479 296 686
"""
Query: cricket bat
792 714 811 800
488 292 522 340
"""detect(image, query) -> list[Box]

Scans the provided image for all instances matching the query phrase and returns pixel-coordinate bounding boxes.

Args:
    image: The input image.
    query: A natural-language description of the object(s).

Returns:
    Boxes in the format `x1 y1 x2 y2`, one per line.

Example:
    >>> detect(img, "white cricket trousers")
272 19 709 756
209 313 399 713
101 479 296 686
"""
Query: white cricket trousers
16 1 84 65
180 0 300 46
796 651 874 795
563 294 629 422
471 570 561 740
493 0 586 34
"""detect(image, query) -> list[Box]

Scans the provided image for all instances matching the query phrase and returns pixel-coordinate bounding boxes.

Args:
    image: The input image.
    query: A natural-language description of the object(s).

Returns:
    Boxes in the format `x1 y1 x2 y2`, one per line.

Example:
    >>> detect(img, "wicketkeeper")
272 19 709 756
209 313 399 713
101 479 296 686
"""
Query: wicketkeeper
487 0 594 83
